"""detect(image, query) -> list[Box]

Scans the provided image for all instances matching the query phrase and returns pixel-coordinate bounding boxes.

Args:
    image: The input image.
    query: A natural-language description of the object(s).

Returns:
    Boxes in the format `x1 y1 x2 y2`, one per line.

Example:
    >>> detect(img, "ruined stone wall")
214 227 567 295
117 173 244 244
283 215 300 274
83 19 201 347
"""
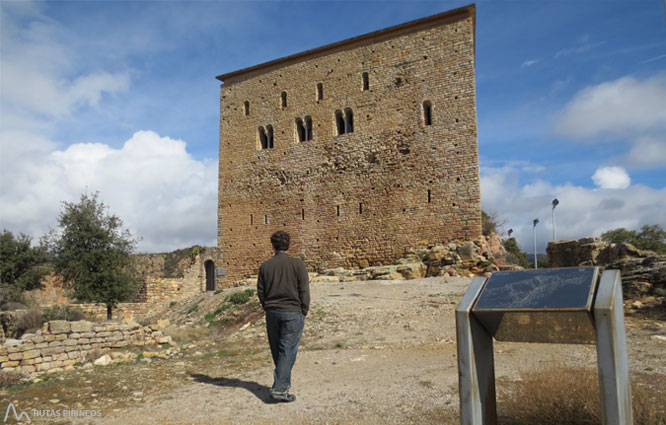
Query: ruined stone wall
217 7 481 282
0 320 169 376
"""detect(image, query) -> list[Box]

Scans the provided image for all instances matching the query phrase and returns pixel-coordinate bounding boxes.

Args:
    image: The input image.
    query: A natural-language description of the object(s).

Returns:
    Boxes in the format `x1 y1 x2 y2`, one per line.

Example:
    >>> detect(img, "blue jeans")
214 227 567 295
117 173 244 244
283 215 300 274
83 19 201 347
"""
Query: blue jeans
265 309 305 394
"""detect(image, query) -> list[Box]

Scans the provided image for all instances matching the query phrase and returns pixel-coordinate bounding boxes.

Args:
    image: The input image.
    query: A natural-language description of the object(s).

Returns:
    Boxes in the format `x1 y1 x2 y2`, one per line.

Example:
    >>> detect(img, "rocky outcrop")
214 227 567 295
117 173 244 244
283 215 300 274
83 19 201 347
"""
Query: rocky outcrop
547 238 665 298
316 234 519 282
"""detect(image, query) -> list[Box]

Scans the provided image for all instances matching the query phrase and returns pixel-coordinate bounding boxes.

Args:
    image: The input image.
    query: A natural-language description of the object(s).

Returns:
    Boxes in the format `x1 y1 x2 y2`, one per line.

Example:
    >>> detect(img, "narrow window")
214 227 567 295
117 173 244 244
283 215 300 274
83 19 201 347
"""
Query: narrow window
336 205 340 217
317 83 323 101
305 116 313 141
264 215 268 224
301 209 305 220
281 91 287 108
345 108 354 133
244 101 250 116
250 214 253 225
362 72 369 91
427 189 431 203
423 100 432 126
258 126 268 149
267 125 274 149
296 118 305 142
335 110 345 135
359 203 363 214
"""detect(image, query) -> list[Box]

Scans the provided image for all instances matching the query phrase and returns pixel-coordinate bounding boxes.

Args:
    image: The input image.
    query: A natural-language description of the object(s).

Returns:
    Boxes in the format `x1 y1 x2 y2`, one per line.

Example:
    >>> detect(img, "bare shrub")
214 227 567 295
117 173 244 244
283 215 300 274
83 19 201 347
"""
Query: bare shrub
15 308 42 335
0 370 28 388
42 305 85 322
499 366 666 425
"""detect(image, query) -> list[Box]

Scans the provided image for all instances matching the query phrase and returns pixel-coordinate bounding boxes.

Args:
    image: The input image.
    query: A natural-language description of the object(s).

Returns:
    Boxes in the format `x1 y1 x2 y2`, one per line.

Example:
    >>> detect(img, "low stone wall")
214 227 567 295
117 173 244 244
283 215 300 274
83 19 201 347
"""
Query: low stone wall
145 278 201 303
75 302 158 320
0 319 171 376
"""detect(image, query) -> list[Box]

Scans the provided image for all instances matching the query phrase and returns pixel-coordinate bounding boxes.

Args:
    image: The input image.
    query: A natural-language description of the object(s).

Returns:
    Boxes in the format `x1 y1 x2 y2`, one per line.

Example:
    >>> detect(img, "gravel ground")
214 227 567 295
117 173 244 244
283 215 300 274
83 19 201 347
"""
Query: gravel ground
6 276 665 424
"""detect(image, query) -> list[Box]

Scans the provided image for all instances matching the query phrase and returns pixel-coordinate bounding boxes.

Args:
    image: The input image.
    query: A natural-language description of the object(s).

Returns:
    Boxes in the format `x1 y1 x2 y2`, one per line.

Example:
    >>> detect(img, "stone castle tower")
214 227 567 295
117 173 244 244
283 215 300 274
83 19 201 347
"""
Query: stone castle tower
216 5 481 282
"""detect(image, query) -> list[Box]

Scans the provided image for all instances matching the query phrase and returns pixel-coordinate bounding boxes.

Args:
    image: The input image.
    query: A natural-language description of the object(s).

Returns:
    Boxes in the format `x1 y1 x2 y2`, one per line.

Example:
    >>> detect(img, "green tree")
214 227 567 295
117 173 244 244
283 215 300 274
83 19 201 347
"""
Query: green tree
0 230 50 304
482 210 507 236
502 237 530 268
45 192 140 319
601 224 666 254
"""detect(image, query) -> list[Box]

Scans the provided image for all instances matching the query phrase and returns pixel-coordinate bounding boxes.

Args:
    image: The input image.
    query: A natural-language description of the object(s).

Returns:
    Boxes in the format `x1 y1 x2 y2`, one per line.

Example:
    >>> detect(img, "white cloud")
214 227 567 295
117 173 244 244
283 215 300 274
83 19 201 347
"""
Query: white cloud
0 130 217 252
591 166 631 189
480 165 666 253
625 135 666 166
556 74 666 139
521 59 539 68
554 37 606 59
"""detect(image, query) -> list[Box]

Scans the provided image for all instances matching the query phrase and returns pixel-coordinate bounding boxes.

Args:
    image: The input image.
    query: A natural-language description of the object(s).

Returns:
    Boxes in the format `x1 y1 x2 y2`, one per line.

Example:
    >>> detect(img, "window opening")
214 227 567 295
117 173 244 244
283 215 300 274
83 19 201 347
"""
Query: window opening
302 209 305 220
336 205 340 217
428 189 431 203
317 83 323 100
296 118 305 142
335 110 345 135
362 72 369 91
267 125 274 149
244 101 250 116
305 116 313 141
423 101 432 126
345 108 354 133
264 215 268 224
259 126 268 149
359 203 363 214
281 91 287 108
250 214 253 225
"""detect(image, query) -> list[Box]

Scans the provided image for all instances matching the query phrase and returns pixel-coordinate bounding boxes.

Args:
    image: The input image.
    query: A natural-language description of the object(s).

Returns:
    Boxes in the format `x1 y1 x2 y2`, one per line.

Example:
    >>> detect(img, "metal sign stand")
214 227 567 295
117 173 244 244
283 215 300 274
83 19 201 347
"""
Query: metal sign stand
455 269 633 425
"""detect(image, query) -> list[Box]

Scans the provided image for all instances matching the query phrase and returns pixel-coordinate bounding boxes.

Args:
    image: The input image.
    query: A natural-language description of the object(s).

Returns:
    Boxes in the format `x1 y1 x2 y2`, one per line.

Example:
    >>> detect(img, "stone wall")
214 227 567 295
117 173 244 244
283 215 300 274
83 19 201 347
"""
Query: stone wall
0 320 171 376
216 6 481 282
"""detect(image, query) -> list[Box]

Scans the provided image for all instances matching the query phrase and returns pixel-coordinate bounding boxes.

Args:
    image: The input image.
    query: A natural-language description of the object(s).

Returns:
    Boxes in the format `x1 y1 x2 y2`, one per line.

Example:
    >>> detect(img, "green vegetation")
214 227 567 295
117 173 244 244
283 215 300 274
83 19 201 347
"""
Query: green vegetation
186 304 199 314
229 288 255 305
202 289 256 325
169 301 177 308
482 210 507 237
162 246 203 278
43 192 140 319
502 237 530 268
601 224 666 254
214 289 224 295
0 230 50 304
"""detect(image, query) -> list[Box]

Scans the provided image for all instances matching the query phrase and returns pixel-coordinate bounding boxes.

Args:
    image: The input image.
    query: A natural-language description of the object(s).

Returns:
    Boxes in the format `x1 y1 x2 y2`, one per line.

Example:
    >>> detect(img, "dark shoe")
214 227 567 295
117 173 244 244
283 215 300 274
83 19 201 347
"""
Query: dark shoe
271 392 296 402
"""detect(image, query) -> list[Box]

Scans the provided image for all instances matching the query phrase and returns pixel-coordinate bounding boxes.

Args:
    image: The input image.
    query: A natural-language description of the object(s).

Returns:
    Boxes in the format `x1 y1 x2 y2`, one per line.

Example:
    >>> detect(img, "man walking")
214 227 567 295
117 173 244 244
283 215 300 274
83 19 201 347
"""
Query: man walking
257 230 310 402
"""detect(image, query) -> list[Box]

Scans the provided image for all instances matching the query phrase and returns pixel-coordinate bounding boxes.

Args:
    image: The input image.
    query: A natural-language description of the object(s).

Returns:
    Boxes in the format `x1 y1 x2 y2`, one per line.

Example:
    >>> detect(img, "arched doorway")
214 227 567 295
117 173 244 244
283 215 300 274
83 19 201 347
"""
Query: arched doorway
205 260 216 291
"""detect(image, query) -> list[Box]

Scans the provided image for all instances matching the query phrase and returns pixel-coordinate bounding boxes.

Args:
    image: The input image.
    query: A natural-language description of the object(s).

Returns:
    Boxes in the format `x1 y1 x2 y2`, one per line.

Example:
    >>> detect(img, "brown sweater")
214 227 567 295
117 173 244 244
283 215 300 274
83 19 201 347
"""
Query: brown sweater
257 252 310 316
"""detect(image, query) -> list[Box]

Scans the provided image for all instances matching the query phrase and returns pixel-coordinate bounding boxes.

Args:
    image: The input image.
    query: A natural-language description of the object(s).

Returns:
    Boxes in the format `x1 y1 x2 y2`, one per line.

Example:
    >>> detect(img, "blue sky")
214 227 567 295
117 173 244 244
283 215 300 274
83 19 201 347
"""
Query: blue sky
1 0 665 254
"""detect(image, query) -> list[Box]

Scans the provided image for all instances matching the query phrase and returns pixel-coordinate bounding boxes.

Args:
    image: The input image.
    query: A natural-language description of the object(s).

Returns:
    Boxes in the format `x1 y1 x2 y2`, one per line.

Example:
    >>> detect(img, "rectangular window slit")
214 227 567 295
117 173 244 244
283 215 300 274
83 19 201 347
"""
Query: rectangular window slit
359 203 363 214
264 215 268 224
336 206 340 217
301 209 305 220
250 214 253 225
428 189 431 203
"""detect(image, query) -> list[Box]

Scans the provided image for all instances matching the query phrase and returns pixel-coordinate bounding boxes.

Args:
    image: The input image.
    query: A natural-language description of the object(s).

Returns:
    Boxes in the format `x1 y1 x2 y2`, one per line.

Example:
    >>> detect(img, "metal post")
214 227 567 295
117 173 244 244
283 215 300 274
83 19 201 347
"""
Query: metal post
594 270 633 425
456 277 497 425
533 218 539 269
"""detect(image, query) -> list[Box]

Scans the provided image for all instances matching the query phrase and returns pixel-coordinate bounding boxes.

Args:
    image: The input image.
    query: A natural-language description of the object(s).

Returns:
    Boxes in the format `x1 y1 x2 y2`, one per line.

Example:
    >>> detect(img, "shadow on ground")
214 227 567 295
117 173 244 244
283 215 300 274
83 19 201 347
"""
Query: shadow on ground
190 373 278 404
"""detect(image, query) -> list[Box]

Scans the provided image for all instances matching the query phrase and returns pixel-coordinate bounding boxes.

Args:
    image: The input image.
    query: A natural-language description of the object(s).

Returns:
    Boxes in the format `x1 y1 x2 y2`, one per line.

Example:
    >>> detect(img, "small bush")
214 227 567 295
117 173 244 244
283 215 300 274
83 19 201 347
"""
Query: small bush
214 289 224 295
0 370 28 388
42 305 85 322
187 304 199 314
169 301 177 308
15 308 43 335
229 292 250 305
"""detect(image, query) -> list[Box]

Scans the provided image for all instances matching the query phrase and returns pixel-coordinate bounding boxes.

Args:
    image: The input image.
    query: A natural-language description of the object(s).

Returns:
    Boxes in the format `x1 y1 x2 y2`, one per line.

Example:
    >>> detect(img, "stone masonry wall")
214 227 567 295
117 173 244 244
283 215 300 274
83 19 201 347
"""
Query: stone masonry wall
217 6 481 282
0 320 170 376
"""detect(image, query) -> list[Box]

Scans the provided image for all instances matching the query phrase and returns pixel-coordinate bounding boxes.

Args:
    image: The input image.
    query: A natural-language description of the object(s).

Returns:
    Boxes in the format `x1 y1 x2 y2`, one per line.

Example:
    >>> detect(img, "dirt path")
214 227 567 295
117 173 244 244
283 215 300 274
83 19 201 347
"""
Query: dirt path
5 277 665 424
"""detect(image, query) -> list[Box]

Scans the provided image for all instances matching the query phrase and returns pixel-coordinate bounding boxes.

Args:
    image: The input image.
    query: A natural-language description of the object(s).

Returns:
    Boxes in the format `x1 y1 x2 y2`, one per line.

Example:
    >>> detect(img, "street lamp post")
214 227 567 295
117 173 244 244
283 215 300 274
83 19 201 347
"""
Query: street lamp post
552 198 559 241
533 218 539 269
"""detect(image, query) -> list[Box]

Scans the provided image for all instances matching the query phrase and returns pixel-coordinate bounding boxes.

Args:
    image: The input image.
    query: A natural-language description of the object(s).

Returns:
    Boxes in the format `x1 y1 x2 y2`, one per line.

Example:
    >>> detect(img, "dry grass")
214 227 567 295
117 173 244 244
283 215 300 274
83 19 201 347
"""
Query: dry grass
499 365 666 425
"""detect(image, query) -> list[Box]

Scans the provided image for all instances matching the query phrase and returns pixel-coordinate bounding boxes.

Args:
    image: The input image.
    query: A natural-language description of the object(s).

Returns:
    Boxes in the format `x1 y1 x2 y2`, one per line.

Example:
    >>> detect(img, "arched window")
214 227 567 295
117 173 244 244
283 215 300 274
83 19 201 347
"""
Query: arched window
344 108 354 133
362 72 369 91
335 110 345 135
266 125 274 149
258 126 268 149
281 91 287 108
296 118 305 142
316 83 323 101
244 101 249 116
423 100 433 126
305 116 313 141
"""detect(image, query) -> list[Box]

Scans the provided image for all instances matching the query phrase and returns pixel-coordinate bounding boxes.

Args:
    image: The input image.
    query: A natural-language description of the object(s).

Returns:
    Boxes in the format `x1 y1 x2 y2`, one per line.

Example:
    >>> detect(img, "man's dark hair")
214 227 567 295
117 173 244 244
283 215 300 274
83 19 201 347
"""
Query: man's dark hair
270 231 290 251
